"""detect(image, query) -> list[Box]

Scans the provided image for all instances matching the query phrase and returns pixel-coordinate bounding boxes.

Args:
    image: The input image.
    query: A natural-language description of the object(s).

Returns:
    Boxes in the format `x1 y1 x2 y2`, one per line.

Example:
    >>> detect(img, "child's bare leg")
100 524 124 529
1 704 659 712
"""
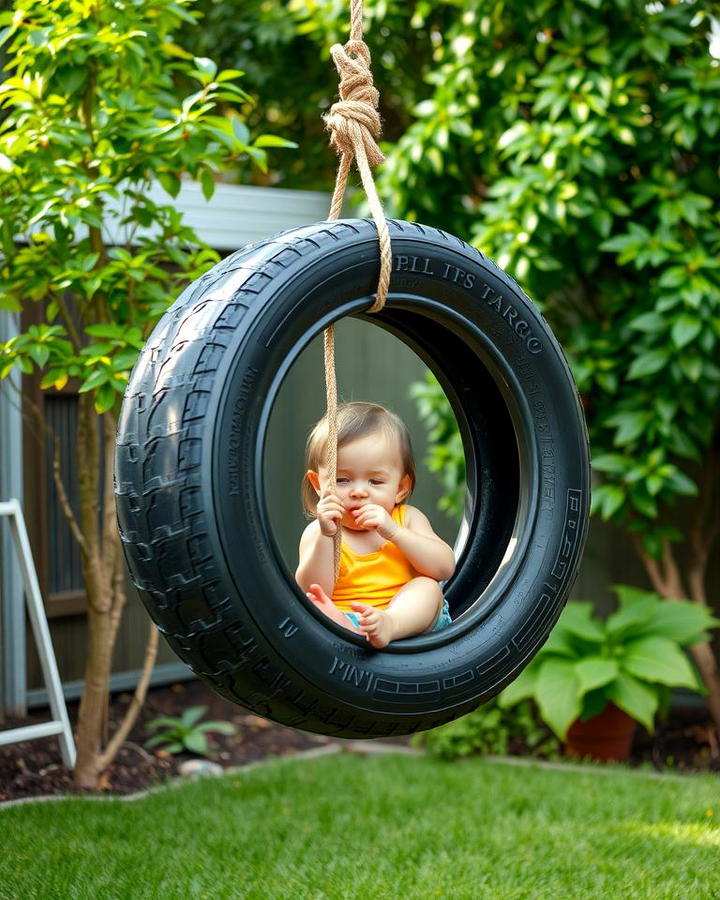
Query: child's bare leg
350 577 443 649
306 584 364 636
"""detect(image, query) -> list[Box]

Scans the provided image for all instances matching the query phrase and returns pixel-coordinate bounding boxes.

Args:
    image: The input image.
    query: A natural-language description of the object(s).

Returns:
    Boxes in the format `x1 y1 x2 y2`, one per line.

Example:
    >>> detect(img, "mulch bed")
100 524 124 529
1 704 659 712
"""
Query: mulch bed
1 679 717 803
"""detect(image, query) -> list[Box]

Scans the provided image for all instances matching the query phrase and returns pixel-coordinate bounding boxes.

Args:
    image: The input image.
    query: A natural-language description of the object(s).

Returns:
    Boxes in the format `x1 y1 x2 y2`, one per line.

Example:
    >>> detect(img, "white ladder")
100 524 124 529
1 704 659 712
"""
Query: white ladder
0 499 75 768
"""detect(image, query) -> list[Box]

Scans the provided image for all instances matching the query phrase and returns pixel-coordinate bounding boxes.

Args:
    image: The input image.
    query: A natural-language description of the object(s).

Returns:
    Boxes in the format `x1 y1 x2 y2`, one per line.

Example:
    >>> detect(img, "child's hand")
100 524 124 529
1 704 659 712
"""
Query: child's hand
351 504 398 540
316 490 344 537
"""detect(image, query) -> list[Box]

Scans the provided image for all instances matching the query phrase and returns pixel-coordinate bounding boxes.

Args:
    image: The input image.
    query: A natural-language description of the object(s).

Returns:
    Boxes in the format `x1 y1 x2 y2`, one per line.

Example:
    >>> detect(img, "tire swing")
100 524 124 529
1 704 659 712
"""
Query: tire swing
114 4 590 739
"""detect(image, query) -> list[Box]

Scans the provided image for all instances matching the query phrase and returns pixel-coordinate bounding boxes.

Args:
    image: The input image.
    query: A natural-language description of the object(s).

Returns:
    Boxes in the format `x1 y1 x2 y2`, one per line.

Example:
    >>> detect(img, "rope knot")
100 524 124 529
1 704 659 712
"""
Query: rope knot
324 40 385 168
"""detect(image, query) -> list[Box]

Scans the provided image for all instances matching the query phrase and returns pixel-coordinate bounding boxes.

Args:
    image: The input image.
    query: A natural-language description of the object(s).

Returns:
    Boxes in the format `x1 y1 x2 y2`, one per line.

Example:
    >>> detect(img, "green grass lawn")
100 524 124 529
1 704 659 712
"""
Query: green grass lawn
1 752 718 900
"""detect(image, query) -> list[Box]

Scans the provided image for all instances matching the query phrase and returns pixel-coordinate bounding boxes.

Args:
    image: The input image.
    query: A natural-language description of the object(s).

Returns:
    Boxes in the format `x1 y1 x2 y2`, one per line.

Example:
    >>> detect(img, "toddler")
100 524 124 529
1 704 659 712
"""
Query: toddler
295 401 454 648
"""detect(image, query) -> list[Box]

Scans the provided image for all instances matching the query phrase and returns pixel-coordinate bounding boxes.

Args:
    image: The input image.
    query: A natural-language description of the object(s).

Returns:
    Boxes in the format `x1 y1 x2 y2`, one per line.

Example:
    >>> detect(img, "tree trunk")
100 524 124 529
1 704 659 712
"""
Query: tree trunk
71 397 157 788
73 603 113 788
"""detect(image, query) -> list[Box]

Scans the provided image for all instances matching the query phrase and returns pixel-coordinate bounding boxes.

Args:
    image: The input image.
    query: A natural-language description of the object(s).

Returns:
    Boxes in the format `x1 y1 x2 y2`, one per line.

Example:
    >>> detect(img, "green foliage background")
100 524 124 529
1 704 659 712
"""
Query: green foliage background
201 0 720 561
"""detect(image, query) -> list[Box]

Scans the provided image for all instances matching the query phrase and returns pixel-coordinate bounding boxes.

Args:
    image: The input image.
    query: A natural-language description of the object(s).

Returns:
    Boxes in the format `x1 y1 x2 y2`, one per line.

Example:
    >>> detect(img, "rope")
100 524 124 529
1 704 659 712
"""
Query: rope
323 0 391 576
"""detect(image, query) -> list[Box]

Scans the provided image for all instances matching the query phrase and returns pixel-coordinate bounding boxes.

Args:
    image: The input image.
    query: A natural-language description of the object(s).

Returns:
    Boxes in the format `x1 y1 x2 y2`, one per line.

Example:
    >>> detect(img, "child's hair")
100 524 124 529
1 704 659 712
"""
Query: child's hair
301 401 416 518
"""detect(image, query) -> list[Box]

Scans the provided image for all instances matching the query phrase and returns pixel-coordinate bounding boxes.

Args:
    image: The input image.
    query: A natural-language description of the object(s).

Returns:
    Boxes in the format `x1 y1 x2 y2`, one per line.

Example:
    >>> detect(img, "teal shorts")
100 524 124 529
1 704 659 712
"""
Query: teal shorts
344 596 452 633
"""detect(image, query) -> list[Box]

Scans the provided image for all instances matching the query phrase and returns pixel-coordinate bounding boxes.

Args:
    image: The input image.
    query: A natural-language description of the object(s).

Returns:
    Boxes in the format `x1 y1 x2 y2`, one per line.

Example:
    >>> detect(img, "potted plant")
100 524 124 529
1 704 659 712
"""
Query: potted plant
496 585 719 762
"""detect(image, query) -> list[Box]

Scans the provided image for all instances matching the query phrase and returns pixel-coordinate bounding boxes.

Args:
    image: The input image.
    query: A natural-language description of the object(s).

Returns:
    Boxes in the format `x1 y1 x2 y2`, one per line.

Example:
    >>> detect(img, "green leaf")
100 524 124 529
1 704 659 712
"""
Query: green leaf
574 658 619 695
605 410 647 445
85 324 123 339
78 368 108 393
671 315 702 349
601 484 625 519
144 715 182 732
254 134 297 149
659 266 689 288
629 489 658 519
612 584 660 611
39 369 68 390
539 627 577 658
678 355 703 382
112 349 141 371
193 57 218 81
591 454 628 474
535 658 582 741
200 169 215 201
634 602 720 646
94 382 116 414
28 345 50 368
627 350 669 380
158 172 181 198
628 311 664 334
556 603 605 643
231 117 250 145
184 731 209 756
606 671 658 733
496 662 540 708
181 706 207 729
0 293 21 312
643 36 669 64
605 595 658 637
196 721 236 735
665 468 698 496
621 636 700 690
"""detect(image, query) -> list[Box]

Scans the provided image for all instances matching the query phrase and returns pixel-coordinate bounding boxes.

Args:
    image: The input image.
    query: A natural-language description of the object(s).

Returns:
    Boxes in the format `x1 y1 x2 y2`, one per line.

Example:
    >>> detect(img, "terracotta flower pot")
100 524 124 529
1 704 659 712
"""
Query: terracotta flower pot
563 701 638 762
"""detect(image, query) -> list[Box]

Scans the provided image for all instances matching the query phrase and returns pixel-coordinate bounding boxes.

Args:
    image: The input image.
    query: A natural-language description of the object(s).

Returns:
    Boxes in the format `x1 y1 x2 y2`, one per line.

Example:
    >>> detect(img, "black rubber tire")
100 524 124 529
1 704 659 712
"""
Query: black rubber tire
115 218 590 738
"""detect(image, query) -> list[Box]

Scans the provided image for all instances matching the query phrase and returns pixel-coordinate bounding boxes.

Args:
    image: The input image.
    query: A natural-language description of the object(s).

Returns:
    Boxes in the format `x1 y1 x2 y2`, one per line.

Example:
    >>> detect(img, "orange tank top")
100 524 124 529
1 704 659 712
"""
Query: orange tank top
331 505 417 611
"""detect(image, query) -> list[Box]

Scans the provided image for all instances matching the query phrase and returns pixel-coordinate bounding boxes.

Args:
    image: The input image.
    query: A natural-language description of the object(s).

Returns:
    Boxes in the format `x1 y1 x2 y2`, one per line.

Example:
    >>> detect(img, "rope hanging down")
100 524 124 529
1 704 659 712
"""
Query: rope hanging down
322 0 391 576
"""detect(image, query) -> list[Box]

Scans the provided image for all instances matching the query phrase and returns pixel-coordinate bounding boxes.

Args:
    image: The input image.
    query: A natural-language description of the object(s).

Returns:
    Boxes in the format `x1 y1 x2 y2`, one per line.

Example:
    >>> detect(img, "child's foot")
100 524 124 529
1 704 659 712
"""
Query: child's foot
306 584 363 636
350 602 394 649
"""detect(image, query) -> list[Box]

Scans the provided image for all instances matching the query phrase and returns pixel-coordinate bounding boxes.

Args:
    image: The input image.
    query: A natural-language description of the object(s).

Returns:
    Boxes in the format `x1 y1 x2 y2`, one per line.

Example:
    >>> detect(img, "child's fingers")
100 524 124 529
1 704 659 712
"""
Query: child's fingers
319 508 342 523
320 502 345 517
320 490 342 505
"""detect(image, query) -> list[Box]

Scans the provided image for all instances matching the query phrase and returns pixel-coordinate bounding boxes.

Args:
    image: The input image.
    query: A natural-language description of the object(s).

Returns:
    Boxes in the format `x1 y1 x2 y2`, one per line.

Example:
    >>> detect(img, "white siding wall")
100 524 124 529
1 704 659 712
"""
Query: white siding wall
107 181 339 250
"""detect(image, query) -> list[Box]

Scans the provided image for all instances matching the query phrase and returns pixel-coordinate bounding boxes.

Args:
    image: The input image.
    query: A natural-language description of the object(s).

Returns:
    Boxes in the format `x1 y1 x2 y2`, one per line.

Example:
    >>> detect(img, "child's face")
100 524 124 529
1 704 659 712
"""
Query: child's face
307 431 411 531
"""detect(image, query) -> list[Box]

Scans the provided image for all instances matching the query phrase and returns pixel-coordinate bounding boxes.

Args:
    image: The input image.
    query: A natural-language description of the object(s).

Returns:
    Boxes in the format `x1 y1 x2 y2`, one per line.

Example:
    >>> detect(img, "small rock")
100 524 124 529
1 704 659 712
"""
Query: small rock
178 759 223 778
241 715 272 729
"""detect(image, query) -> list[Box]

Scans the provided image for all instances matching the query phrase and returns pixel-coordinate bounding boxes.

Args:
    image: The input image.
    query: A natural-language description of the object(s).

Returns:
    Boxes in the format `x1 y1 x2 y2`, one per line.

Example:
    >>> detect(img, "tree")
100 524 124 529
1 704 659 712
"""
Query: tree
0 0 292 788
345 0 720 735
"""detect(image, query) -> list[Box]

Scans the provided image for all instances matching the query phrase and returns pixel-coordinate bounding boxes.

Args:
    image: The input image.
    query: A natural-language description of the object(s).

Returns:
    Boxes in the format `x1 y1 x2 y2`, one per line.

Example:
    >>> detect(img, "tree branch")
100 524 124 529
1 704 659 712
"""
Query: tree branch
52 292 83 354
52 436 88 555
631 532 668 595
661 538 686 600
101 411 117 566
108 531 129 651
95 620 158 773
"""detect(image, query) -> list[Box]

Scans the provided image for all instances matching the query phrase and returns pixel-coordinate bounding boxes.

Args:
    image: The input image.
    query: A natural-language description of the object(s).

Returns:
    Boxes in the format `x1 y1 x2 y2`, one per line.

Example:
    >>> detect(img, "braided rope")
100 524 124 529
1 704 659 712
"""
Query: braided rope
322 0 391 576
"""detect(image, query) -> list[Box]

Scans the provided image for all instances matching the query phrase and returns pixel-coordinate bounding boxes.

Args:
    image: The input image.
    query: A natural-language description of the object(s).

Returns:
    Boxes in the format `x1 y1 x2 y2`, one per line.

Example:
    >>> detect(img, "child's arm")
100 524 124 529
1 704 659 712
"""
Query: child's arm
295 521 336 596
392 507 456 581
296 489 345 596
352 504 455 581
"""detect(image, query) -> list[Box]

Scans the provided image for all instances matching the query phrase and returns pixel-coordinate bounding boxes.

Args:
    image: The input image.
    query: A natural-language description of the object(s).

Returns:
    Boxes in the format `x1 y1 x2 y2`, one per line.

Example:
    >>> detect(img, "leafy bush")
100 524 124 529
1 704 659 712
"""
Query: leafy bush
413 697 561 761
498 586 720 741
